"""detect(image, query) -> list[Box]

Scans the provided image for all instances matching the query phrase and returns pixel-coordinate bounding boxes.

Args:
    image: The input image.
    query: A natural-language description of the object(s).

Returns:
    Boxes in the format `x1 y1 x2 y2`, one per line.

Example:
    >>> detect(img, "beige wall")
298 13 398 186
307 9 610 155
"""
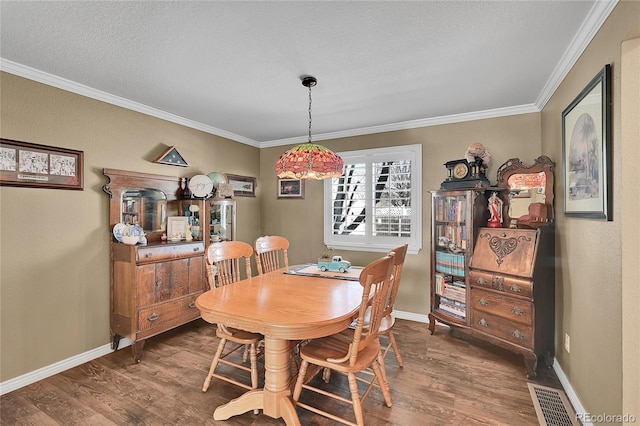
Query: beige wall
540 0 639 419
261 114 542 316
0 73 262 381
621 36 640 425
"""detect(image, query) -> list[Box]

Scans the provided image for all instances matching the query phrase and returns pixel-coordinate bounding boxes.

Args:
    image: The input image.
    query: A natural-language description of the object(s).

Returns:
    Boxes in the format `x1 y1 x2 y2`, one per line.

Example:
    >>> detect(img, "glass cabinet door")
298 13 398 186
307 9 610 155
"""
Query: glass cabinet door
209 199 236 244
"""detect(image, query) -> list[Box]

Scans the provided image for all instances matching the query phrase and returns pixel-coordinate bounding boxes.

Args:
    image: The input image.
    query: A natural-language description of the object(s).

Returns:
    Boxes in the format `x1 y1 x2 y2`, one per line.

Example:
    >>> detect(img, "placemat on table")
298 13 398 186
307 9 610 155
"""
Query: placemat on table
284 263 363 281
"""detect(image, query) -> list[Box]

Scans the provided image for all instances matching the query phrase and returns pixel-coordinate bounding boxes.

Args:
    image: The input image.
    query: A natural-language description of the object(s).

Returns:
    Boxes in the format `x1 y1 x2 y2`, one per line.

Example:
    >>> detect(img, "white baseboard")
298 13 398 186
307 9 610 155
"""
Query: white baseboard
0 338 131 396
553 358 591 426
394 310 430 324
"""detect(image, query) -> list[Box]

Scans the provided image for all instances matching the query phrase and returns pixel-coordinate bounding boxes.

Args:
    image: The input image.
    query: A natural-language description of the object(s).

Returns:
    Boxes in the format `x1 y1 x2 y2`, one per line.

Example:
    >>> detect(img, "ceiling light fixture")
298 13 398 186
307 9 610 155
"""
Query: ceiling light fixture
275 76 344 180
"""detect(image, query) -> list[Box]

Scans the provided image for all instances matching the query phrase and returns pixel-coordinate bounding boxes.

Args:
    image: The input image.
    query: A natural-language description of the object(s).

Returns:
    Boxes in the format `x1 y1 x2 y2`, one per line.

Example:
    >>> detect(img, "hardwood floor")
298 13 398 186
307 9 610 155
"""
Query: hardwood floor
1 319 560 425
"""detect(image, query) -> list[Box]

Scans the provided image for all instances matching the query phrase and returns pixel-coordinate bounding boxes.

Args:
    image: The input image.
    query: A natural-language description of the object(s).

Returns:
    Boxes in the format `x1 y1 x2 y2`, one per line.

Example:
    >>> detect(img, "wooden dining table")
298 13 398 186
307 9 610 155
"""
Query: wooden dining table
195 267 364 425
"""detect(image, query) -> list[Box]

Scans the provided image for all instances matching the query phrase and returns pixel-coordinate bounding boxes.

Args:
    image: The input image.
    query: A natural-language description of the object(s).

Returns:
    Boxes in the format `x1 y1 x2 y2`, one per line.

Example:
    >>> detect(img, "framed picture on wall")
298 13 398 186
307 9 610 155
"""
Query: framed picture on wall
0 138 84 190
562 64 612 220
226 174 257 197
277 178 304 199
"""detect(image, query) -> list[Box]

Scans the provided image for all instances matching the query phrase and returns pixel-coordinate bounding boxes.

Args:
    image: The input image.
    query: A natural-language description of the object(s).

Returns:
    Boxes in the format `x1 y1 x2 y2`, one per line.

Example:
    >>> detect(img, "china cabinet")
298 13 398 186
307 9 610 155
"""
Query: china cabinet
207 198 236 245
103 169 207 362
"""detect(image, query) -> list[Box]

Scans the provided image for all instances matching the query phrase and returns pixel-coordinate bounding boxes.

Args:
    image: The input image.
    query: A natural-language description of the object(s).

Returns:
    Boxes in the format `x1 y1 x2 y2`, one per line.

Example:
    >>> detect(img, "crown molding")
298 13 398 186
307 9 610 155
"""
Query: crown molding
535 0 618 110
259 104 540 148
0 59 260 148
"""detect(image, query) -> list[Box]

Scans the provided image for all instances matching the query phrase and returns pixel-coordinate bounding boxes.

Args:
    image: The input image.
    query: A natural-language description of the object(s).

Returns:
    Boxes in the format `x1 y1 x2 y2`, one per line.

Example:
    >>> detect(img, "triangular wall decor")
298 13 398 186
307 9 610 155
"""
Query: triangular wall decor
153 146 189 167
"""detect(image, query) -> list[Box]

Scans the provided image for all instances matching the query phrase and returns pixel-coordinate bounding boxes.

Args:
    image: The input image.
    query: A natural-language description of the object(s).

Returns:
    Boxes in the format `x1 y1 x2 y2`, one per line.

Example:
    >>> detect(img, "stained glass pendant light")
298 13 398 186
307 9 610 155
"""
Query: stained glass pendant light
275 76 344 180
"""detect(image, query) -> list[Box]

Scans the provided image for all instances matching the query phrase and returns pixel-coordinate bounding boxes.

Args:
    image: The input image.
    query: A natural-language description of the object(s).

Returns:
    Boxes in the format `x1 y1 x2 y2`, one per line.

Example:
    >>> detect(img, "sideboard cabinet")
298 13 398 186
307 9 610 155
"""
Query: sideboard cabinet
104 168 208 362
111 241 205 362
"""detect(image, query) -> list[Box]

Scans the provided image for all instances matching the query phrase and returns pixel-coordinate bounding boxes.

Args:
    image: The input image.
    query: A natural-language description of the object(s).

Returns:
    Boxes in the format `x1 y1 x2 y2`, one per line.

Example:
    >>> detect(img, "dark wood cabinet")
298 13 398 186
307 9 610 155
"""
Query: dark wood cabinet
428 189 489 330
429 156 556 377
468 226 554 377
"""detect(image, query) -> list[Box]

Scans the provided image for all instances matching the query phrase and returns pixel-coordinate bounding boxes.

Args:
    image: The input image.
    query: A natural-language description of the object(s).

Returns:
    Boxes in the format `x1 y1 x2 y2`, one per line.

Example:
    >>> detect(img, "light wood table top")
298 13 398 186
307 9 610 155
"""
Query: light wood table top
195 268 364 425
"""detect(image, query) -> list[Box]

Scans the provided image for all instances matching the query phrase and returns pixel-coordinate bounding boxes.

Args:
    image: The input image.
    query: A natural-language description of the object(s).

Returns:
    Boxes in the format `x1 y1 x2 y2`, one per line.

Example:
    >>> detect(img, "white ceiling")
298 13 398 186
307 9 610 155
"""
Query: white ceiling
0 1 616 148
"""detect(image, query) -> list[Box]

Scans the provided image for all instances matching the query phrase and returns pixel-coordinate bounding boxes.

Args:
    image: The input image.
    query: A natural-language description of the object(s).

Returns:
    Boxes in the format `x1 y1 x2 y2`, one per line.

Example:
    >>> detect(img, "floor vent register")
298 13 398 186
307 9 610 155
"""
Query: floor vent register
528 383 580 426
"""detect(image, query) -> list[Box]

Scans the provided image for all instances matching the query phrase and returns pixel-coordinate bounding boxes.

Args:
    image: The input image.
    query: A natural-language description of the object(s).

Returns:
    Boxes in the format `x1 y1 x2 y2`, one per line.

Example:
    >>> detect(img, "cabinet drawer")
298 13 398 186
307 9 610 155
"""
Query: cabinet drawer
468 270 532 298
137 294 202 332
137 242 204 264
471 310 533 350
470 288 532 325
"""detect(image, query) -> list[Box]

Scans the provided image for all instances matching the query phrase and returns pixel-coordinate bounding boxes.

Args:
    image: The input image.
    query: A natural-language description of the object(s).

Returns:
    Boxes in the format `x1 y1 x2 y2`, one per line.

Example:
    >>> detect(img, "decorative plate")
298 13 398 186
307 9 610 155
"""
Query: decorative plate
129 225 144 237
113 223 127 242
188 174 214 198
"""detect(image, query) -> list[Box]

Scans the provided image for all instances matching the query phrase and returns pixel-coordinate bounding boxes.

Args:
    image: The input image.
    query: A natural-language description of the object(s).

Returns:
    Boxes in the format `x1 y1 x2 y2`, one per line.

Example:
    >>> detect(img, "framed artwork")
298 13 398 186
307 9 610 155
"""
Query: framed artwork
277 178 305 199
167 216 189 240
226 174 256 197
0 138 84 190
562 64 612 220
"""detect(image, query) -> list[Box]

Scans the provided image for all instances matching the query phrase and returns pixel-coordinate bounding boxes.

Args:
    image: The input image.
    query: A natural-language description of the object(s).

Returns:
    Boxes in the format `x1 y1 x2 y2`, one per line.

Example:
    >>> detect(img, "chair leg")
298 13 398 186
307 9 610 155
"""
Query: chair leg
386 330 403 367
292 360 309 402
347 372 365 426
371 358 392 408
203 338 227 392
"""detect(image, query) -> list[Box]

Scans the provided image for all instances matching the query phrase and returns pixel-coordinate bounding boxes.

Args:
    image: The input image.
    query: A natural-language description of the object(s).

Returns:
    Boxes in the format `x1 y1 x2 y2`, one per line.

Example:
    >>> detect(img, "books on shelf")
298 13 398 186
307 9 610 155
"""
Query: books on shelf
434 251 466 276
434 196 467 223
438 300 466 320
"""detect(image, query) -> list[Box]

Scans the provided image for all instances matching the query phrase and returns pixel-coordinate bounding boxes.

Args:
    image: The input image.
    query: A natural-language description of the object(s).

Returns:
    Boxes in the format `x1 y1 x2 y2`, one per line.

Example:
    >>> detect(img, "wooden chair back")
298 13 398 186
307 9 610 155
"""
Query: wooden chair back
382 244 408 318
329 253 395 366
254 235 289 274
206 241 254 287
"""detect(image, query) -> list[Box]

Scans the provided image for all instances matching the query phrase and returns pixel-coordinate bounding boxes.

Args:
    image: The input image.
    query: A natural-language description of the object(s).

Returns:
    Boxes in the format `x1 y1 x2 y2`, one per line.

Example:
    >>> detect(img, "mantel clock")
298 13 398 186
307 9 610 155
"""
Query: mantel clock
441 158 490 189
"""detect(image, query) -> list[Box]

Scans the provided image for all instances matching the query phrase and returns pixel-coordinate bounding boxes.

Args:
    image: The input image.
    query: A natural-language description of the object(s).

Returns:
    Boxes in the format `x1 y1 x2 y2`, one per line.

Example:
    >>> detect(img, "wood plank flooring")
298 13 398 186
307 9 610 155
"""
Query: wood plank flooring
1 319 560 425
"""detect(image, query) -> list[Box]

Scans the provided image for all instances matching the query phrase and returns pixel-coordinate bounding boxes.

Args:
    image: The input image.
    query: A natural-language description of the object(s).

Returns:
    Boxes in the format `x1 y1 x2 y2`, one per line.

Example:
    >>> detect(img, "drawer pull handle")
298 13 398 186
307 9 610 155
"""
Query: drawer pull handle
509 284 522 293
475 277 488 287
145 253 152 258
478 318 489 327
478 298 489 306
511 329 525 340
511 307 525 316
148 313 160 322
193 247 200 252
188 301 196 309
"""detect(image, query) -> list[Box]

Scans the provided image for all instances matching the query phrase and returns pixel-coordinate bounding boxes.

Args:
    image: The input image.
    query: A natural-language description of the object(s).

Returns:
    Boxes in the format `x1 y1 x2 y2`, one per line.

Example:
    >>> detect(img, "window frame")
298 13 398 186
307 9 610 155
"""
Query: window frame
323 144 422 255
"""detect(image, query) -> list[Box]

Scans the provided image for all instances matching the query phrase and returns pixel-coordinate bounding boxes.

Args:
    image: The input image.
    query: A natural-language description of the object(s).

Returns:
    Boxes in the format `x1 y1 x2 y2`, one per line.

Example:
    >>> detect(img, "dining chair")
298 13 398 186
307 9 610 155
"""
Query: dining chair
202 241 263 395
254 235 289 274
378 243 409 366
292 253 395 426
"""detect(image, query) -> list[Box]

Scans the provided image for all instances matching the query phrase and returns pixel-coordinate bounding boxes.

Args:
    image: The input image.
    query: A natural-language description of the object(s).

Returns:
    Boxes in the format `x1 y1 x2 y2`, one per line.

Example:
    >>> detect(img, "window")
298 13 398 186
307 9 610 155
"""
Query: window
324 144 422 254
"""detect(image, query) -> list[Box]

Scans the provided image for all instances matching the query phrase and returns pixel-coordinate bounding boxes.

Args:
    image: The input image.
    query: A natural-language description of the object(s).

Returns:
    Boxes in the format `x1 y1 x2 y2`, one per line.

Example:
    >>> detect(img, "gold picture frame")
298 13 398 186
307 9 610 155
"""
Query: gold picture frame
277 178 305 199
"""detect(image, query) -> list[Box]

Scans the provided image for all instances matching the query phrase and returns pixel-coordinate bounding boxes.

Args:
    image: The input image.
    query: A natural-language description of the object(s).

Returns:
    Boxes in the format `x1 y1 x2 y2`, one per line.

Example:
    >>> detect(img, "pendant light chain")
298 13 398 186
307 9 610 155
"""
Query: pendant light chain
308 82 313 144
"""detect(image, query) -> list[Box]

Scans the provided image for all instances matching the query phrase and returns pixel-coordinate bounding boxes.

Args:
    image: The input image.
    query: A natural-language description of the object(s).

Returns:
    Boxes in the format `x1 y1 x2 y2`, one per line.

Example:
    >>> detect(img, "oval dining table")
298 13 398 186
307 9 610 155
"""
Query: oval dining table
195 267 364 425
